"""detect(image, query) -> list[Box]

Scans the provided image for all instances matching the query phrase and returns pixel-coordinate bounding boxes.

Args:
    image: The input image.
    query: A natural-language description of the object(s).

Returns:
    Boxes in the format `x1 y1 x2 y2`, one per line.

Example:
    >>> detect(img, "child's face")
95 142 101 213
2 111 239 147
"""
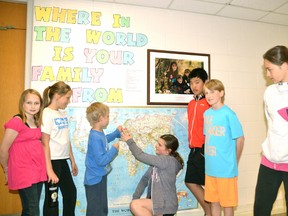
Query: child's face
177 77 183 83
264 59 288 83
204 88 224 109
155 138 170 155
55 91 72 109
190 77 204 96
172 64 177 71
23 93 41 116
100 113 110 129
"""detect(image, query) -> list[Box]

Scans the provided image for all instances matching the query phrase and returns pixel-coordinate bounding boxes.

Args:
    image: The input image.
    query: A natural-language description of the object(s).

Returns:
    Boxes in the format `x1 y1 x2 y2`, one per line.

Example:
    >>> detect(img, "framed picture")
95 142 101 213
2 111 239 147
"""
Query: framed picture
147 49 210 105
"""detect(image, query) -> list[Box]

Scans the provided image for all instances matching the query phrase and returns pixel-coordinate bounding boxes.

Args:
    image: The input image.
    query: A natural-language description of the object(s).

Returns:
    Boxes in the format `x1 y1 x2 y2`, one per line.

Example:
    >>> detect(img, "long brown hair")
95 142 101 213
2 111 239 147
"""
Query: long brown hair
160 134 184 168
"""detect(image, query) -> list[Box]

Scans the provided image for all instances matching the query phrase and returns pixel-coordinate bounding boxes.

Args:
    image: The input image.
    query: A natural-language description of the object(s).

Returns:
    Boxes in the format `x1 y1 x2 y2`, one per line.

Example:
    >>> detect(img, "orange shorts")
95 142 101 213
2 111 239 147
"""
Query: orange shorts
204 175 238 207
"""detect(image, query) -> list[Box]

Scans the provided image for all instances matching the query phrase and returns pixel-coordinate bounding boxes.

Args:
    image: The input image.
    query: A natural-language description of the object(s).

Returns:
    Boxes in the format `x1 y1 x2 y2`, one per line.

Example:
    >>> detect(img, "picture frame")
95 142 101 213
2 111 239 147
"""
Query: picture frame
147 49 210 105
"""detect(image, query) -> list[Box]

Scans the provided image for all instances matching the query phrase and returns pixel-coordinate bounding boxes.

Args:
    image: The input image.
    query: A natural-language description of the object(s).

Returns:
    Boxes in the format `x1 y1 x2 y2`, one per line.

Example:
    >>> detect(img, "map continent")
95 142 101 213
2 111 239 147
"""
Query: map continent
40 107 197 215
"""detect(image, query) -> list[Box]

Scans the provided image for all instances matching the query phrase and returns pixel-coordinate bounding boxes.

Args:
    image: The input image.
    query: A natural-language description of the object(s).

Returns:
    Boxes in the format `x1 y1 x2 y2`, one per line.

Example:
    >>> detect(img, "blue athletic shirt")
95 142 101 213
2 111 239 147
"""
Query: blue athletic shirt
204 105 243 178
84 129 120 185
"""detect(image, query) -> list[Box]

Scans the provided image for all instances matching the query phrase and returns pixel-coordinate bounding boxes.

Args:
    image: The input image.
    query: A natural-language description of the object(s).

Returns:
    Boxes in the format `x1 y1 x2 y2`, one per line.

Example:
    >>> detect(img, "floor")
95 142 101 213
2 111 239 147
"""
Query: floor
0 214 286 216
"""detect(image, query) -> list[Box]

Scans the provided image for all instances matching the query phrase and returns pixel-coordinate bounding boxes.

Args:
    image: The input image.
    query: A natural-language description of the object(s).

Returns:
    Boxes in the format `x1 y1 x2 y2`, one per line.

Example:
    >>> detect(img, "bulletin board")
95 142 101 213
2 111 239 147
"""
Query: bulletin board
30 1 197 215
31 0 149 107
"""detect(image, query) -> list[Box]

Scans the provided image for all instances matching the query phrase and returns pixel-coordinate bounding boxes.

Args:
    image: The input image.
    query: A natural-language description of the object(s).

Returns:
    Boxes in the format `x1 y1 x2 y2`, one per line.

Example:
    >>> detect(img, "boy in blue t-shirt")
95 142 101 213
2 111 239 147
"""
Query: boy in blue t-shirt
203 79 244 216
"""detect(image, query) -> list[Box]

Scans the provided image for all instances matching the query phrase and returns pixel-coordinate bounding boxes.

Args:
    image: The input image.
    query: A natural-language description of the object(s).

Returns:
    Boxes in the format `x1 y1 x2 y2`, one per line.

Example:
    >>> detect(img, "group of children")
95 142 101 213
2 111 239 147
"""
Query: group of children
159 61 192 94
0 45 287 216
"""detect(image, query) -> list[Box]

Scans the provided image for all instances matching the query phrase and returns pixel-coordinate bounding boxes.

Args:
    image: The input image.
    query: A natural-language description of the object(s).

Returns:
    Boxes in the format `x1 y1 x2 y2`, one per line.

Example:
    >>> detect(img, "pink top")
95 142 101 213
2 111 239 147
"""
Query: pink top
261 155 288 172
5 117 47 190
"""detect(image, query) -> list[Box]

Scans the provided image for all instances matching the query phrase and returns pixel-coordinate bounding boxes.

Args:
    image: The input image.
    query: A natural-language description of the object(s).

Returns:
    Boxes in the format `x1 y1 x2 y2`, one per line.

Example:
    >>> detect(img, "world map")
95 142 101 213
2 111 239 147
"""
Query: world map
40 107 197 215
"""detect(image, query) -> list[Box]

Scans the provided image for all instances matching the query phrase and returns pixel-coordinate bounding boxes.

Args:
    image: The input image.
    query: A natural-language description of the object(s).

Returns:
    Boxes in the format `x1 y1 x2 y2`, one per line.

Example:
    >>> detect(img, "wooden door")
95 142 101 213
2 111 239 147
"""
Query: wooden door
0 1 27 214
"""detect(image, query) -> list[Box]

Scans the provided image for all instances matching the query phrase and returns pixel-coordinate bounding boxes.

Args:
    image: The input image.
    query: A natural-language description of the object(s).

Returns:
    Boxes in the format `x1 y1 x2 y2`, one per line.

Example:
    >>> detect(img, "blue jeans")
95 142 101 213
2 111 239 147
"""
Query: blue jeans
19 182 43 216
85 175 107 216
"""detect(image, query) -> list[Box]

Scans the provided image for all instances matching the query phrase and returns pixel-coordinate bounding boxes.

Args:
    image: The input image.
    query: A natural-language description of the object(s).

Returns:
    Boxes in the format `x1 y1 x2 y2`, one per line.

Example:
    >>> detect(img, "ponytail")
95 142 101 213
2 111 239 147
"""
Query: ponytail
171 151 184 168
43 86 51 108
43 81 72 108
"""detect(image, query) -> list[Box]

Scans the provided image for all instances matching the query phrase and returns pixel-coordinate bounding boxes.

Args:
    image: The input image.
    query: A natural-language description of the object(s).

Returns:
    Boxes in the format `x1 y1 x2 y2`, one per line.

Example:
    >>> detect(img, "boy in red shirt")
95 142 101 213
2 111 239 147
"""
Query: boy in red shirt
185 68 211 216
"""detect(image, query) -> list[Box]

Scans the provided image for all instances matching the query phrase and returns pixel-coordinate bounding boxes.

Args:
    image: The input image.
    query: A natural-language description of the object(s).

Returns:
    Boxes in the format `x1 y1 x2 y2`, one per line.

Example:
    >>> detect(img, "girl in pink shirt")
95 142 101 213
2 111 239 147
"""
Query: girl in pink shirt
0 89 47 216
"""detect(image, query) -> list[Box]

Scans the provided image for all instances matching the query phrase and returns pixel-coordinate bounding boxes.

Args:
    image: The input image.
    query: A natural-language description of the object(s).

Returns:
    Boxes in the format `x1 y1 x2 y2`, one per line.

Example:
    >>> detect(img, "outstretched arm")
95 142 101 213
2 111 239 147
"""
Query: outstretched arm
121 129 167 168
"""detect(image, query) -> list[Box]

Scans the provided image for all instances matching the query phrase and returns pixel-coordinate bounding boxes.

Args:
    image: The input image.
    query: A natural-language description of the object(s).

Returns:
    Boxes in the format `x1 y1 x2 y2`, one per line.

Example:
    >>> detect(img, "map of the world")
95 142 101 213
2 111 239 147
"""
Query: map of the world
40 107 197 215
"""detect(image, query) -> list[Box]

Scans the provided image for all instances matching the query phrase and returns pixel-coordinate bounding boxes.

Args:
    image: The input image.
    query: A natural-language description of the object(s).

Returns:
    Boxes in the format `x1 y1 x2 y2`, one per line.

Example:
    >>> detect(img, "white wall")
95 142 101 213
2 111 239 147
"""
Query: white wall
26 1 288 215
166 11 288 216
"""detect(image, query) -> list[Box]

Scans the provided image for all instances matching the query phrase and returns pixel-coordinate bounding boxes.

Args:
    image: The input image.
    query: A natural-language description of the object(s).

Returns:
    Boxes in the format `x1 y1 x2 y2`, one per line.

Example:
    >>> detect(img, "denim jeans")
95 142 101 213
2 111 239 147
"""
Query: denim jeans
85 175 108 216
19 182 43 216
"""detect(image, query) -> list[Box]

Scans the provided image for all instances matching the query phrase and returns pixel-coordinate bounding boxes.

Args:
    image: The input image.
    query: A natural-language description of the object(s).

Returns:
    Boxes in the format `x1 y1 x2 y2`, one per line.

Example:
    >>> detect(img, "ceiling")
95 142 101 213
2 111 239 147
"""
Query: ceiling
6 0 288 26
97 0 288 26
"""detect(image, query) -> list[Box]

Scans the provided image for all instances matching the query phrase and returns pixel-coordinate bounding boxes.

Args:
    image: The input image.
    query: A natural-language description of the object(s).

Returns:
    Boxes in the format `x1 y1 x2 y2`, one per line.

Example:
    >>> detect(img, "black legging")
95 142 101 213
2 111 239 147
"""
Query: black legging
43 159 77 216
254 164 288 216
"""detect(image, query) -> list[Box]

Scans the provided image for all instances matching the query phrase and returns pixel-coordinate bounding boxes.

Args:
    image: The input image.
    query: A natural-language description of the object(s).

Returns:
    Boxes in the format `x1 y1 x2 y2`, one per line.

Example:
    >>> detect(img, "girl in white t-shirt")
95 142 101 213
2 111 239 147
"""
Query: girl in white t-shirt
42 81 78 216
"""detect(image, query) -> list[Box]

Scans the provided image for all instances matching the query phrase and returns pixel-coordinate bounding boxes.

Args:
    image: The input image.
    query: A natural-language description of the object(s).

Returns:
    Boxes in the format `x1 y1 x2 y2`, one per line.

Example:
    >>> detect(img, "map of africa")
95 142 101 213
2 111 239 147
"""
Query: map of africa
40 107 197 215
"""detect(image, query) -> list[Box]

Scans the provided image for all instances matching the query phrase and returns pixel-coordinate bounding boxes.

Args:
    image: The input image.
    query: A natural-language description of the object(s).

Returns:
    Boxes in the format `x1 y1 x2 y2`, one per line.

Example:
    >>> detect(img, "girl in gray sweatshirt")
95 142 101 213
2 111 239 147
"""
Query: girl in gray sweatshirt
122 132 184 216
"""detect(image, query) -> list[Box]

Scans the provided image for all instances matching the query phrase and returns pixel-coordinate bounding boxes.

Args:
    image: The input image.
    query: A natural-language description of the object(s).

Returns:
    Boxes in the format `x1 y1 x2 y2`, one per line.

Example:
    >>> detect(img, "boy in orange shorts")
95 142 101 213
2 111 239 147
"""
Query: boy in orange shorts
203 79 244 216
